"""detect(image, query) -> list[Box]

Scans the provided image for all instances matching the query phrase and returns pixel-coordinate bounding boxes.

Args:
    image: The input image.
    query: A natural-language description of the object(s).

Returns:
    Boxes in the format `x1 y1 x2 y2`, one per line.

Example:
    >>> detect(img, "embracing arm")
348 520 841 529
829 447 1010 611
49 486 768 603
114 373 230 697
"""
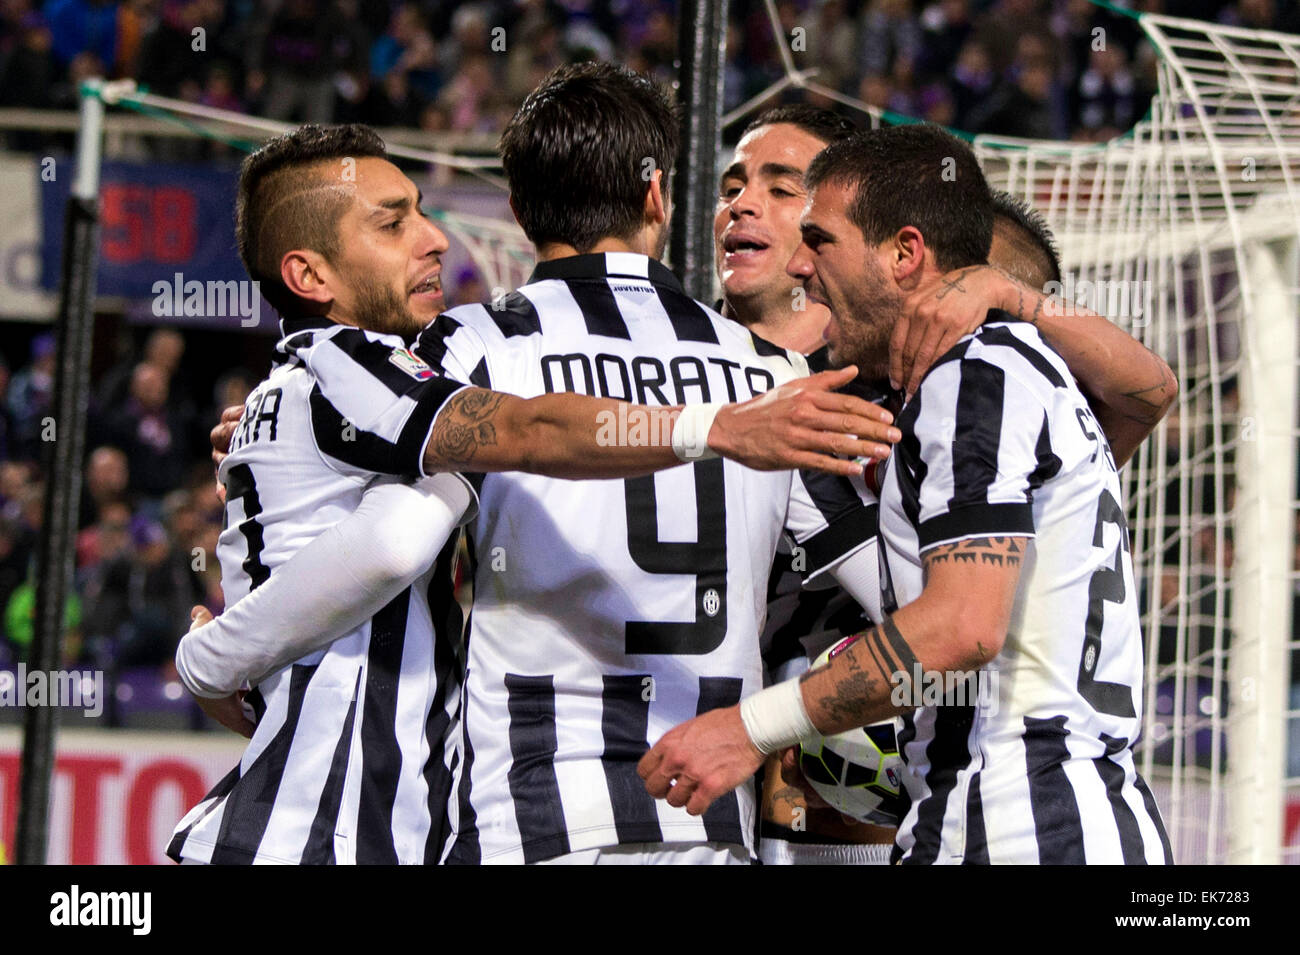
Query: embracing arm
798 537 1022 733
421 366 901 480
894 265 1177 466
176 473 472 708
1014 301 1176 468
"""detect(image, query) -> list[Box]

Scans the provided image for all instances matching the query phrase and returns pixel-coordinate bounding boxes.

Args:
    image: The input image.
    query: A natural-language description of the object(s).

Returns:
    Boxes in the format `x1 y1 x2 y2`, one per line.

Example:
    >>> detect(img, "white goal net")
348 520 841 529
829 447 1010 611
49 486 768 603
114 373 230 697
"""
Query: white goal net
974 13 1300 864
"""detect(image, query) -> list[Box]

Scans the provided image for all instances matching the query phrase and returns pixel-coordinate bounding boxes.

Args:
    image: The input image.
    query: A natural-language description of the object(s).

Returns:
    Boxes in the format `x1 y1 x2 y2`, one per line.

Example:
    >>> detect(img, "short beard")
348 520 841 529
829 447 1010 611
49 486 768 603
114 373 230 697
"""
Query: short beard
828 264 902 386
351 274 423 341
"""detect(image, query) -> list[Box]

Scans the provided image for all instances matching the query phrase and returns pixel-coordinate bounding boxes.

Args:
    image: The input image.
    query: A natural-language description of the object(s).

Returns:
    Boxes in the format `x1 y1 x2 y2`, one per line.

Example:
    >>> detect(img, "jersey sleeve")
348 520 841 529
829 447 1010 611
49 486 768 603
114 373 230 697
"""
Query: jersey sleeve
301 325 469 479
784 467 879 584
413 307 495 389
906 355 1046 552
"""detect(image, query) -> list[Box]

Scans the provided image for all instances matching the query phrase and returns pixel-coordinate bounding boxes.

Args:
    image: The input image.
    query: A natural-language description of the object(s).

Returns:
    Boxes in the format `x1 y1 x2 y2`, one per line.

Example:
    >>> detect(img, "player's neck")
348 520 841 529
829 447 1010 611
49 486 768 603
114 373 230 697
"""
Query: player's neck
536 234 661 262
722 296 829 356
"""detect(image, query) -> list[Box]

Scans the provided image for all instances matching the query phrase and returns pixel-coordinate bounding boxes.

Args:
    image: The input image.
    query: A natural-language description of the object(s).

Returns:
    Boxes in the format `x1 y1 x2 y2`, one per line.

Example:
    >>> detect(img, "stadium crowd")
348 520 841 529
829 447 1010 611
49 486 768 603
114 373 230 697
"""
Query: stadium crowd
0 328 254 725
2 0 1298 151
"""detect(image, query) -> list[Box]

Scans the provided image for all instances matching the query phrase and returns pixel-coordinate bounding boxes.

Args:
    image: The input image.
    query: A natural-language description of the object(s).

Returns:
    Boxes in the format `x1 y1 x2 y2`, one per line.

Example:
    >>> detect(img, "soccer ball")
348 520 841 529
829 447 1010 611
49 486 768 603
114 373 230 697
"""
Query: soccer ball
798 636 907 826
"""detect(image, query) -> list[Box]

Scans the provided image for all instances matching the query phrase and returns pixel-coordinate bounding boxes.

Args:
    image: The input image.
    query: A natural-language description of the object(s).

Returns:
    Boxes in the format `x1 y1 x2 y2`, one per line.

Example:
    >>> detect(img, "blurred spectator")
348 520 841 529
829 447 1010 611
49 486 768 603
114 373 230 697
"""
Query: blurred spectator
949 38 996 130
636 7 676 81
0 11 58 118
49 48 108 110
795 0 859 95
76 498 131 579
95 327 190 425
248 0 342 123
326 0 374 123
860 0 921 80
439 53 501 132
364 68 425 127
136 0 233 101
112 0 159 79
200 62 242 112
968 40 1063 139
78 445 131 529
3 574 83 664
504 13 564 105
210 368 254 421
43 0 119 68
0 516 31 640
6 333 55 462
103 362 193 503
975 0 1052 76
1073 44 1139 140
439 2 496 77
371 2 441 103
915 0 973 84
82 514 202 668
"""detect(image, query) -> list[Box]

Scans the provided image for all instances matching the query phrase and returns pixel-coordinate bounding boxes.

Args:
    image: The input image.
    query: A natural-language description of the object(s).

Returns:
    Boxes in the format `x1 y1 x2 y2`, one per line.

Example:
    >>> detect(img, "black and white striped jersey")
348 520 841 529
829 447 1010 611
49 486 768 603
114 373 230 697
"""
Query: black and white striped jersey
413 253 878 864
878 314 1171 864
169 317 472 865
762 347 886 685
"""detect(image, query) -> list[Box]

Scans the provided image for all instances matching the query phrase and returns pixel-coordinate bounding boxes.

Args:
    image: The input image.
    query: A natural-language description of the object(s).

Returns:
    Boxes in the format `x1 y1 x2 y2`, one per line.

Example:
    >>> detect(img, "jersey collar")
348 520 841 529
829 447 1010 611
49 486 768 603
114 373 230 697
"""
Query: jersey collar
279 315 336 337
527 252 684 293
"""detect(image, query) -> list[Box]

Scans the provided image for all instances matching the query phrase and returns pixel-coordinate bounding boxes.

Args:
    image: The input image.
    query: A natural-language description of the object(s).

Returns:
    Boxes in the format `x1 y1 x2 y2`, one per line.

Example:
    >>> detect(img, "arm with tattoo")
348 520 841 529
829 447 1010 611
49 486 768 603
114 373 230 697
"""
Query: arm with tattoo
999 276 1177 467
898 263 1177 467
420 367 902 480
798 536 1026 735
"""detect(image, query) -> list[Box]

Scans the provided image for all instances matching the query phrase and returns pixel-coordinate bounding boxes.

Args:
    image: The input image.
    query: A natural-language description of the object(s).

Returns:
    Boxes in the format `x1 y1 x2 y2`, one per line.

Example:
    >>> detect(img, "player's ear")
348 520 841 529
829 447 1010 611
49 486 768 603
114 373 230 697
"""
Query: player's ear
281 249 335 307
507 194 524 229
891 226 926 284
644 168 668 226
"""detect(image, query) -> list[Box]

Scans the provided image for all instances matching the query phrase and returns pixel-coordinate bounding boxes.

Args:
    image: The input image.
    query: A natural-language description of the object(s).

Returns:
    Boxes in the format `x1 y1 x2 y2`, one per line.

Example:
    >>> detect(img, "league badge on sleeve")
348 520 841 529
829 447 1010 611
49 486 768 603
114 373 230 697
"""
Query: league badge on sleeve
389 347 437 381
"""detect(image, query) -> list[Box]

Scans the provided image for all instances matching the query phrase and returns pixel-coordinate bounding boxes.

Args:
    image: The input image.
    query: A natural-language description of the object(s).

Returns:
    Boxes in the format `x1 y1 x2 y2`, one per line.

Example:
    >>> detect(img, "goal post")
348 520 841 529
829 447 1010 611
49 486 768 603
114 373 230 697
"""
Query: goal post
1230 235 1297 863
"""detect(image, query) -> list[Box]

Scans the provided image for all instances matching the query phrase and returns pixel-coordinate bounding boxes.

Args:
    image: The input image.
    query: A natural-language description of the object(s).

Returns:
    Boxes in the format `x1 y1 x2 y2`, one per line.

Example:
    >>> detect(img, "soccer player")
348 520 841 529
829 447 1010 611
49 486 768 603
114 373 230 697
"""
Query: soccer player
166 123 898 865
714 106 1175 864
640 124 1173 864
419 63 895 865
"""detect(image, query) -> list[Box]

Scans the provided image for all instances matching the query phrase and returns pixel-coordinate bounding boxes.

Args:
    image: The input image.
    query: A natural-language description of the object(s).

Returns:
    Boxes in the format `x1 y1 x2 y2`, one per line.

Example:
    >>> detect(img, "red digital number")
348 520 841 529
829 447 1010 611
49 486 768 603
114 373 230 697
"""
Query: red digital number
99 183 197 264
100 183 149 263
152 186 196 262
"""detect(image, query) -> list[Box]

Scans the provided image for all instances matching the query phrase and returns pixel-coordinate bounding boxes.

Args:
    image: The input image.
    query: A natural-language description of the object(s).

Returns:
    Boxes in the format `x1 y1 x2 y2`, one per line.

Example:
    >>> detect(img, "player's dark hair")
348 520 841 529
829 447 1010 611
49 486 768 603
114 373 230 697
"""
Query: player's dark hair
741 104 858 145
236 123 389 315
990 190 1062 286
804 124 993 272
500 61 679 252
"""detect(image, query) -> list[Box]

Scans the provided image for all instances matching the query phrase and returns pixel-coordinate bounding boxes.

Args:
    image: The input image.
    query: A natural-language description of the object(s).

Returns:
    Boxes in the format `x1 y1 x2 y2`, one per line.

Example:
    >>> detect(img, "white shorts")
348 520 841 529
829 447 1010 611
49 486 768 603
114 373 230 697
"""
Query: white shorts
534 842 752 865
758 838 892 866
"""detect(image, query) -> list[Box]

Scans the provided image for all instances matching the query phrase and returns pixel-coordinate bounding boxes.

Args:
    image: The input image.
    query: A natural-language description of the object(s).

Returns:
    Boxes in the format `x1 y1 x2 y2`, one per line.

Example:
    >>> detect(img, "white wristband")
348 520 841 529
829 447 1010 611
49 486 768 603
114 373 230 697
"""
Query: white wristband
672 403 723 462
740 678 819 755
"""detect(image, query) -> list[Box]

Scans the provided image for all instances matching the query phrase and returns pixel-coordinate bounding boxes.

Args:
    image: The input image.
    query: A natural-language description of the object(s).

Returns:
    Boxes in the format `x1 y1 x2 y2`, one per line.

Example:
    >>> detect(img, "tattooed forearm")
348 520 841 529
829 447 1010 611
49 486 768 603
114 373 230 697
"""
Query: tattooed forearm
924 536 1024 572
800 618 919 730
1009 284 1046 325
762 782 819 824
428 387 504 467
810 668 882 728
1114 348 1177 425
